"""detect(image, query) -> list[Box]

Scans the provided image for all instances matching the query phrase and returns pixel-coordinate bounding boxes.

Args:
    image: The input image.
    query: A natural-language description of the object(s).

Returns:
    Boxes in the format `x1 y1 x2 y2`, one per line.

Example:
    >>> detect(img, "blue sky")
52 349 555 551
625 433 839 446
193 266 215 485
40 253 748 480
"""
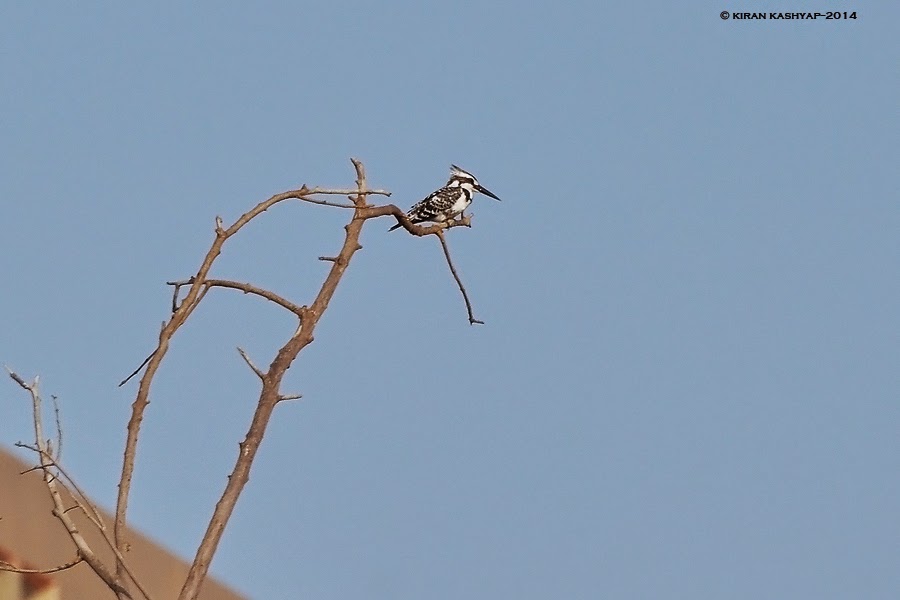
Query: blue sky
2 2 898 598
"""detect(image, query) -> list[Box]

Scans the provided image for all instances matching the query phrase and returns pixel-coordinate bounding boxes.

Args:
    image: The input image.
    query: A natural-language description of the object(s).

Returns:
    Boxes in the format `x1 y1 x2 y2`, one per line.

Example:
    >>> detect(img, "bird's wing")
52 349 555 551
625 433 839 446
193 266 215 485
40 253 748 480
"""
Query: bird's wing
408 187 456 221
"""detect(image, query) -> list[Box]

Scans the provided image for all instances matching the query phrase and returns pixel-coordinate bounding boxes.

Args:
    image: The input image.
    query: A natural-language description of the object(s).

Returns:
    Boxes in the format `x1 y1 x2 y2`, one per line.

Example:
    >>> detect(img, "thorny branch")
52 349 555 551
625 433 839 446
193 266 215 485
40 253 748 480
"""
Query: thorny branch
4 159 492 600
11 446 150 600
4 368 152 600
15 441 106 530
111 182 399 584
175 158 379 599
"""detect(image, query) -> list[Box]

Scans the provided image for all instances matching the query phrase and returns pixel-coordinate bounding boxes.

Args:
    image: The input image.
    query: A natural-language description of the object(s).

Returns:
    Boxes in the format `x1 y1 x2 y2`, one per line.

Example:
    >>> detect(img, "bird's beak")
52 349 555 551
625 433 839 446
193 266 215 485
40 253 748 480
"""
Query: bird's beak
476 185 501 201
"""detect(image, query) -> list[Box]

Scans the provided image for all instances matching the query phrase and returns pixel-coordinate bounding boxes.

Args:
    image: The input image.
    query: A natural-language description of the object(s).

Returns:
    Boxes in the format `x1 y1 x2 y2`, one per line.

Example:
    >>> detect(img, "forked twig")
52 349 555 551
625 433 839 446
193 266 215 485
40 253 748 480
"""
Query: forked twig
176 158 376 600
6 369 149 600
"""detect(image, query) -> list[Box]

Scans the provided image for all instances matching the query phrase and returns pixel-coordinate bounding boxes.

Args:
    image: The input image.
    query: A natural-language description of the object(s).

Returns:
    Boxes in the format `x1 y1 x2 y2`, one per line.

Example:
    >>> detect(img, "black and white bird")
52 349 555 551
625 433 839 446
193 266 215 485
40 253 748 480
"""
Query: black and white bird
389 165 501 231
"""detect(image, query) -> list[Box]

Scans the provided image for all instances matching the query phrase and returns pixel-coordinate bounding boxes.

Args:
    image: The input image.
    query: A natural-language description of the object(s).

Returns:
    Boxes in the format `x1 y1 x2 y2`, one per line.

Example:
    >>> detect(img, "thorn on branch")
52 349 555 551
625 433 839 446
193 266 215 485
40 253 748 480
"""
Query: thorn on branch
318 256 338 262
237 347 265 380
277 393 302 402
215 216 225 235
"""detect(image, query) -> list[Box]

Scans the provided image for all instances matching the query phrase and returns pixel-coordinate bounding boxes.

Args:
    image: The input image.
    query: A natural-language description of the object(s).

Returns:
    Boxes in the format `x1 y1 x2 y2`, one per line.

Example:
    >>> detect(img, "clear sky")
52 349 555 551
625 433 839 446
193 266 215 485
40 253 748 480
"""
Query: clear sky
2 2 897 598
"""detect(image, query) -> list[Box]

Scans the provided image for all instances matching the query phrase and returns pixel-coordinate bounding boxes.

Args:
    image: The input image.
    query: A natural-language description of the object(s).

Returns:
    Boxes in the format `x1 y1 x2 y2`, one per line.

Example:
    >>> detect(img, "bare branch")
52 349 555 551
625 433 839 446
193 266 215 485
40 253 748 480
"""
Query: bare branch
203 279 305 317
115 184 326 569
110 159 484 599
357 203 473 236
303 186 390 197
0 556 84 574
435 230 484 325
8 371 139 599
7 160 492 600
177 157 375 600
15 442 107 532
51 394 63 462
296 197 359 209
351 158 369 208
236 348 264 380
349 204 484 324
5 365 29 389
16 432 152 600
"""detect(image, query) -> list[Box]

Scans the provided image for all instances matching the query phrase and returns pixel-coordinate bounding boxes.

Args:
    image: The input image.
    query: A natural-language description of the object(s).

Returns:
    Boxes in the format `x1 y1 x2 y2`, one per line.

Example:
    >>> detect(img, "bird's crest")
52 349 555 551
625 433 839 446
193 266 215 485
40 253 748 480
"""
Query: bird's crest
448 164 477 185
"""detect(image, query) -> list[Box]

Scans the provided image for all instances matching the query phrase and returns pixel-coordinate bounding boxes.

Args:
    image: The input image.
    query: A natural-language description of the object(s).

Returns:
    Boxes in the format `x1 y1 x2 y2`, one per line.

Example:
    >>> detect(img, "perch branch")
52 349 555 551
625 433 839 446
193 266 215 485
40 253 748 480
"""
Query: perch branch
355 204 484 323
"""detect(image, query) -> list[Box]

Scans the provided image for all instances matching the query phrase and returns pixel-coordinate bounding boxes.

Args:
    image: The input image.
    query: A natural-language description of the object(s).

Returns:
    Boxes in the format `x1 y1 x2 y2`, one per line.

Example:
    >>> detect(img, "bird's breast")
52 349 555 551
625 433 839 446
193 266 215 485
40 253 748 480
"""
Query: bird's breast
450 194 472 214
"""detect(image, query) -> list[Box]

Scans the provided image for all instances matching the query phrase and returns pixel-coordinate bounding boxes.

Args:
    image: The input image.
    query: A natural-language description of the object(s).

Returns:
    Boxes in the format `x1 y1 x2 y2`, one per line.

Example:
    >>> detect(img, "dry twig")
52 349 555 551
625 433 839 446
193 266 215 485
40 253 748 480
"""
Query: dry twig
0 556 84 575
236 347 265 380
435 230 483 325
5 368 150 600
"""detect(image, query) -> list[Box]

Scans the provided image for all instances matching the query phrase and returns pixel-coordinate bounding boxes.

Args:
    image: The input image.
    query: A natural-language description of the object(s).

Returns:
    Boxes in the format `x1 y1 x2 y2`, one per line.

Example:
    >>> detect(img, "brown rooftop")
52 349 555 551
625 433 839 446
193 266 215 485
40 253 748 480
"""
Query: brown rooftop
0 448 246 600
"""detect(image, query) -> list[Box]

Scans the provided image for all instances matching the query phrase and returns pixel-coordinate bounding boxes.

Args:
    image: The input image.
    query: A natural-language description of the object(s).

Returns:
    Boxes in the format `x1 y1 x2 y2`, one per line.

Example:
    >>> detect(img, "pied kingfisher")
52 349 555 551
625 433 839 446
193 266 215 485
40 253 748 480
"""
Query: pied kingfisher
389 165 501 231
